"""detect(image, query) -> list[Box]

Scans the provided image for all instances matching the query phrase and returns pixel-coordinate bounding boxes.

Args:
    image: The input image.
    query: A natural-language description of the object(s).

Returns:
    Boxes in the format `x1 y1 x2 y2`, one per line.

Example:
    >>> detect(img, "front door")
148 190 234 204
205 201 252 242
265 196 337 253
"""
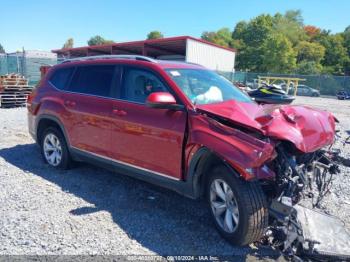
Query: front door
110 66 187 180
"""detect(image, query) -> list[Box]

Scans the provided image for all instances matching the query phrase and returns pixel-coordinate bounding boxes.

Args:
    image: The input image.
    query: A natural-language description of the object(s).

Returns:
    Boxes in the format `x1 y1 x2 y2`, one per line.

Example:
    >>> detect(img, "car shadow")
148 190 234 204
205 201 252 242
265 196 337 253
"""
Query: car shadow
0 143 281 259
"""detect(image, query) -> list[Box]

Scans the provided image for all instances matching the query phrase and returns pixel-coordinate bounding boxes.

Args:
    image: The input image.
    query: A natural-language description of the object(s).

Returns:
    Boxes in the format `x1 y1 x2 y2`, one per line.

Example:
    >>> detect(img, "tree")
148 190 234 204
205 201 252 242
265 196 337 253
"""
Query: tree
240 15 273 47
318 34 349 75
147 31 164 40
87 35 114 46
0 43 5 53
261 33 296 73
284 10 303 26
296 41 325 63
232 15 274 71
296 61 322 74
344 26 350 75
343 26 350 56
272 10 307 45
295 41 325 74
62 38 74 49
200 10 350 75
303 25 321 40
201 27 233 47
232 21 248 40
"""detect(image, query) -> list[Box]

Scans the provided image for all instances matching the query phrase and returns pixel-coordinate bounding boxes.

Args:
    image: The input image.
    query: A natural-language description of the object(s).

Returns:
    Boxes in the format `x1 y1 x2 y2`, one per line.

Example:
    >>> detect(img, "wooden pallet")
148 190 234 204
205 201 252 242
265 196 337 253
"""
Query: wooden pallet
0 74 33 108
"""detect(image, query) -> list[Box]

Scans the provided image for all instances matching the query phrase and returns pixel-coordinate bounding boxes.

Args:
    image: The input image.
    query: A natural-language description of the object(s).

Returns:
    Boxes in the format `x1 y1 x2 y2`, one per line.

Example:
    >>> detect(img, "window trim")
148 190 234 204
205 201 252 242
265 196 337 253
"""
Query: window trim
49 64 122 101
118 65 184 106
67 64 118 98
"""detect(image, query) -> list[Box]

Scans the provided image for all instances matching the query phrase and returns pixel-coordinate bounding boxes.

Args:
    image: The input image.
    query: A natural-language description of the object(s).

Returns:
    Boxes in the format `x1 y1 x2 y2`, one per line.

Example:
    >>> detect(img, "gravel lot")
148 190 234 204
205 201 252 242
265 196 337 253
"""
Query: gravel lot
0 96 349 258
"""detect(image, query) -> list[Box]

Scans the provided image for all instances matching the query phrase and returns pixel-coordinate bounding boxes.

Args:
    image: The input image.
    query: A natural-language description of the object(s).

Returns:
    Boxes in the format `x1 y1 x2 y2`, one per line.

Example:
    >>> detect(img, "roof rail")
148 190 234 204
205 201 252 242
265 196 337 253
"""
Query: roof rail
61 55 158 63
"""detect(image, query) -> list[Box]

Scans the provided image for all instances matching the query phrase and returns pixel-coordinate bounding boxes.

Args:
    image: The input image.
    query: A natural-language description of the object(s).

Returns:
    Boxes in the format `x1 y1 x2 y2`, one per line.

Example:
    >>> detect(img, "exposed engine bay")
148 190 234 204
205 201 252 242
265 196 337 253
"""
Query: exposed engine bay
262 138 350 260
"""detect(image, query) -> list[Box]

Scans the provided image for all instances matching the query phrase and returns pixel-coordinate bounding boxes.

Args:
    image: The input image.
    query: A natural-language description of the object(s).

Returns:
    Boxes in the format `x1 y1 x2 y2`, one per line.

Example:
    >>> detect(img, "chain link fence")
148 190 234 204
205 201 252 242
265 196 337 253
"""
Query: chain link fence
219 71 350 96
0 52 57 85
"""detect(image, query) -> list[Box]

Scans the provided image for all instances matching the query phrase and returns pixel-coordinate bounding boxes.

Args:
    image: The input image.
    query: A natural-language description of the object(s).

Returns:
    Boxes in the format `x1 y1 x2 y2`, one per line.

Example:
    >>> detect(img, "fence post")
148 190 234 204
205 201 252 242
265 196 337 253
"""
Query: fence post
318 74 321 92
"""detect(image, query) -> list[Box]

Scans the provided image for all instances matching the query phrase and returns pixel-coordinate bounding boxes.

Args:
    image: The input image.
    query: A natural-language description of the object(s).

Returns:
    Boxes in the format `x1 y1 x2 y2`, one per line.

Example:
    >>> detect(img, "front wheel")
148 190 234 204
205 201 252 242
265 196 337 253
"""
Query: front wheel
206 165 268 246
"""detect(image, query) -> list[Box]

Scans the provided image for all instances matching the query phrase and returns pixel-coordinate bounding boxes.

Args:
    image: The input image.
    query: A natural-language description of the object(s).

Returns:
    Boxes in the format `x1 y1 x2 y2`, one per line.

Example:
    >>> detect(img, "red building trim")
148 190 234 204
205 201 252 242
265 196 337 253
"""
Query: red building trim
52 36 236 57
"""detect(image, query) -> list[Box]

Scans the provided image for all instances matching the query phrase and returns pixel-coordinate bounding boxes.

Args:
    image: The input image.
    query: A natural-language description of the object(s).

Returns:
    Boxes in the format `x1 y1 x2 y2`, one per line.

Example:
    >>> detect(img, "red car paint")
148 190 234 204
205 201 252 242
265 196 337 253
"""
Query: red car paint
28 58 336 183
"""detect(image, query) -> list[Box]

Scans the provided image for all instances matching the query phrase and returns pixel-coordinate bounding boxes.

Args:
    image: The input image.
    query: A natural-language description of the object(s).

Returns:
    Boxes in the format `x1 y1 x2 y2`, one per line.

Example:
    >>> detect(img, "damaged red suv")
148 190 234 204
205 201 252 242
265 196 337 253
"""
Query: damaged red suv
27 56 339 253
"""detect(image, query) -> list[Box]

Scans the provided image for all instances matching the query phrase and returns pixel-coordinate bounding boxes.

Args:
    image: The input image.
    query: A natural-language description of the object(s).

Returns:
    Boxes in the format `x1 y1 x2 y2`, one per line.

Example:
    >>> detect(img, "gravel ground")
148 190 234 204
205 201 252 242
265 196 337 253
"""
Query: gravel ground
0 96 349 258
295 97 350 229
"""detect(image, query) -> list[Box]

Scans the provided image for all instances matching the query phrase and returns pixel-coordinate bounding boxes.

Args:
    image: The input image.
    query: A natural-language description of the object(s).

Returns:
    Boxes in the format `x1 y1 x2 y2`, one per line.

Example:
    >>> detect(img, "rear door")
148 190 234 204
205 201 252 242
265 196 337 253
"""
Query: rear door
61 65 120 158
110 66 187 180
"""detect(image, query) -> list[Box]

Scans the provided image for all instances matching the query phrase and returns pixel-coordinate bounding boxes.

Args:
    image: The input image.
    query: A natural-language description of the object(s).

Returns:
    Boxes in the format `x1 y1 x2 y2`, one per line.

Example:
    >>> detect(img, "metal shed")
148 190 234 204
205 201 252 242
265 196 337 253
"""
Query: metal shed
52 36 236 72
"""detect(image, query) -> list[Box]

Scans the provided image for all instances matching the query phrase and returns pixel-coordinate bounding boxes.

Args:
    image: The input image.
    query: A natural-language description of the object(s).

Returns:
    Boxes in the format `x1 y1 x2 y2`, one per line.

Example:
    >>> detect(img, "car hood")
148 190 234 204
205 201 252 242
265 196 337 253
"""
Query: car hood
196 100 336 153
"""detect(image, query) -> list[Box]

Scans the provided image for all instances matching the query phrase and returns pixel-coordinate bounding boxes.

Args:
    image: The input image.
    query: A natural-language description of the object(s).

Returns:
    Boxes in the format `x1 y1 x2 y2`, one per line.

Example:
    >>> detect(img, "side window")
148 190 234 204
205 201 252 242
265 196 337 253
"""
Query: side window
68 65 116 97
121 68 167 103
49 67 74 90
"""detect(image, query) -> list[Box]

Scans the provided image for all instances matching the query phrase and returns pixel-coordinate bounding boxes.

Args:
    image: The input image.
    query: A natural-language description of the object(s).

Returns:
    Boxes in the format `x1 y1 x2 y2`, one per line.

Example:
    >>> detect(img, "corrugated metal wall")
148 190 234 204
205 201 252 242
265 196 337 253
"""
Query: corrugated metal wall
185 39 235 72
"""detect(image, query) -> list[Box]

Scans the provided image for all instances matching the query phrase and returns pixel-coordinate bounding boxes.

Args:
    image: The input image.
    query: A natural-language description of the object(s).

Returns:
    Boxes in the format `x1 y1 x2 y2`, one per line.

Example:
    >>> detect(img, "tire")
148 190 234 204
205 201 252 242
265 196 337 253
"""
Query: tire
206 165 268 246
40 127 71 169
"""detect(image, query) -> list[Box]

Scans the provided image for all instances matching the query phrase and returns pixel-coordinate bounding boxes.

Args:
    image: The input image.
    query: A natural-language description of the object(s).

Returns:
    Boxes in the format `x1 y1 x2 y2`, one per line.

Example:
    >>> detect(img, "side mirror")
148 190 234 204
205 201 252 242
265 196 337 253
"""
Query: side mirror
146 92 183 110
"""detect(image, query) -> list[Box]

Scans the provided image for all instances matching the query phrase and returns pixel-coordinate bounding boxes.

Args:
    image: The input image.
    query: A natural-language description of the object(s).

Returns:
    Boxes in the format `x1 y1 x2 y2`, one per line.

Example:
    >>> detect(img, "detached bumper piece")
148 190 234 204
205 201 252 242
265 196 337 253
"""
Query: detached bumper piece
268 199 350 261
295 205 350 261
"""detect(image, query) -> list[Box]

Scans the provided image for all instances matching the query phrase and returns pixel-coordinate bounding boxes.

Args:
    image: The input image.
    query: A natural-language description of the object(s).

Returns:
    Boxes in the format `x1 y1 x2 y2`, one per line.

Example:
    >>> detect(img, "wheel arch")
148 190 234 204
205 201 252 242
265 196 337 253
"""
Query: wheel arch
36 115 70 147
186 147 240 199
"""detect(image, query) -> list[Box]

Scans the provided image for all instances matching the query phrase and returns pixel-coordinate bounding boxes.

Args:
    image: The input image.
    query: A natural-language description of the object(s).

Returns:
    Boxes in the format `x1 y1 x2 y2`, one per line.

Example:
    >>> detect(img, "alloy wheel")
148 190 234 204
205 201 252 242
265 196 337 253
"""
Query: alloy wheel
43 133 62 166
210 179 240 233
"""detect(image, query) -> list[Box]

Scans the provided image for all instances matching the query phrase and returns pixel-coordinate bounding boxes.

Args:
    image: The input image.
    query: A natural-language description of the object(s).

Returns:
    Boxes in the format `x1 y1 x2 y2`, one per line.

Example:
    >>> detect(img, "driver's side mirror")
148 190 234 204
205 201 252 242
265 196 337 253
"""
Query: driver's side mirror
146 92 183 110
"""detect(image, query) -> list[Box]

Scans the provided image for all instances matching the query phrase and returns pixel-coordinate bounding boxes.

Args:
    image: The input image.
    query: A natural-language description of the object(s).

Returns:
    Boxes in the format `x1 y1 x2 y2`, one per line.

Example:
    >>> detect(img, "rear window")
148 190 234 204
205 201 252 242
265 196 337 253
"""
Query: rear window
49 67 74 90
68 65 116 97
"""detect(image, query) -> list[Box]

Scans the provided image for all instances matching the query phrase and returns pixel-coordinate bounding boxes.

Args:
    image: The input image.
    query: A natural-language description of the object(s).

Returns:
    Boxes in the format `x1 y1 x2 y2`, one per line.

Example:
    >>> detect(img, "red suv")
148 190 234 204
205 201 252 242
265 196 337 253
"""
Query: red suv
27 55 337 248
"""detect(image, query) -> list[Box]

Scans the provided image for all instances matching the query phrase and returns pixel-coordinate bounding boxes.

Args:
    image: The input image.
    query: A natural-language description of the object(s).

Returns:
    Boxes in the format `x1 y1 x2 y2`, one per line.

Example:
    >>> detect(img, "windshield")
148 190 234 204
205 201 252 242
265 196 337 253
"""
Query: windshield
166 69 252 105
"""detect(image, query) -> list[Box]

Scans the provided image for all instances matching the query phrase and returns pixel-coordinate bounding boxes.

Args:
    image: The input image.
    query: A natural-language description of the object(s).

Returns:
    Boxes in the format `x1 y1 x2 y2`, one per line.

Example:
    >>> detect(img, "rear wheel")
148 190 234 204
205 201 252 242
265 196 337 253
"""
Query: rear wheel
40 127 71 169
206 165 268 246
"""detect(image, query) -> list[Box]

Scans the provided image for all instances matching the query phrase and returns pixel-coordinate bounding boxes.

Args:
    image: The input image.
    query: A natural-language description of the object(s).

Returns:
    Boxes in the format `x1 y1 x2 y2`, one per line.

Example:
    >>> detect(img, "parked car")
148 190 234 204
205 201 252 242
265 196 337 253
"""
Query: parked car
27 55 340 256
336 90 350 100
288 84 320 97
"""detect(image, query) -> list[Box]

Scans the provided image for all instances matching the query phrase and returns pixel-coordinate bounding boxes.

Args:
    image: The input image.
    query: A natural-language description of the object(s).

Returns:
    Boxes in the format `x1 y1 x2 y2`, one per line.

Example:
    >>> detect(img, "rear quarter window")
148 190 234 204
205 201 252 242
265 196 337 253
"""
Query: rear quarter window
49 67 74 90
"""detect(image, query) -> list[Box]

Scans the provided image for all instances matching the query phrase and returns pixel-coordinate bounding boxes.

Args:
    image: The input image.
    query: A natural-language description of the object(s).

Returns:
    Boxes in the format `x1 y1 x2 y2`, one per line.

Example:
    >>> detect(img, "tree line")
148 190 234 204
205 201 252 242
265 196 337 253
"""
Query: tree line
201 10 350 75
60 10 350 76
61 31 164 49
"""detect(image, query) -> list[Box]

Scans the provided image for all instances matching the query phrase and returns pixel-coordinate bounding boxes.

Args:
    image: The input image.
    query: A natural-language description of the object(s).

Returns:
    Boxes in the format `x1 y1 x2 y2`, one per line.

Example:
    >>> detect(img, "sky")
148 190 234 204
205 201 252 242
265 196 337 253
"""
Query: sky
1 0 349 52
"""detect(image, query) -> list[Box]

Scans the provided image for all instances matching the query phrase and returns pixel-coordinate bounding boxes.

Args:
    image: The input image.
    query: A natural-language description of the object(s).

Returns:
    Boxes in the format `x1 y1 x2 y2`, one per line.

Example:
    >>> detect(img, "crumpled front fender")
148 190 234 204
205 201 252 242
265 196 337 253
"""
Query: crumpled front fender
188 113 276 180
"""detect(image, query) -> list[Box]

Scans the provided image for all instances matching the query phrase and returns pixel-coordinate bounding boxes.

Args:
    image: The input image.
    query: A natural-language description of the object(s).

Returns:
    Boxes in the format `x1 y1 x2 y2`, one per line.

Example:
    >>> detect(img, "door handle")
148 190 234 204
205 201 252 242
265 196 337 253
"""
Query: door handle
112 109 127 117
